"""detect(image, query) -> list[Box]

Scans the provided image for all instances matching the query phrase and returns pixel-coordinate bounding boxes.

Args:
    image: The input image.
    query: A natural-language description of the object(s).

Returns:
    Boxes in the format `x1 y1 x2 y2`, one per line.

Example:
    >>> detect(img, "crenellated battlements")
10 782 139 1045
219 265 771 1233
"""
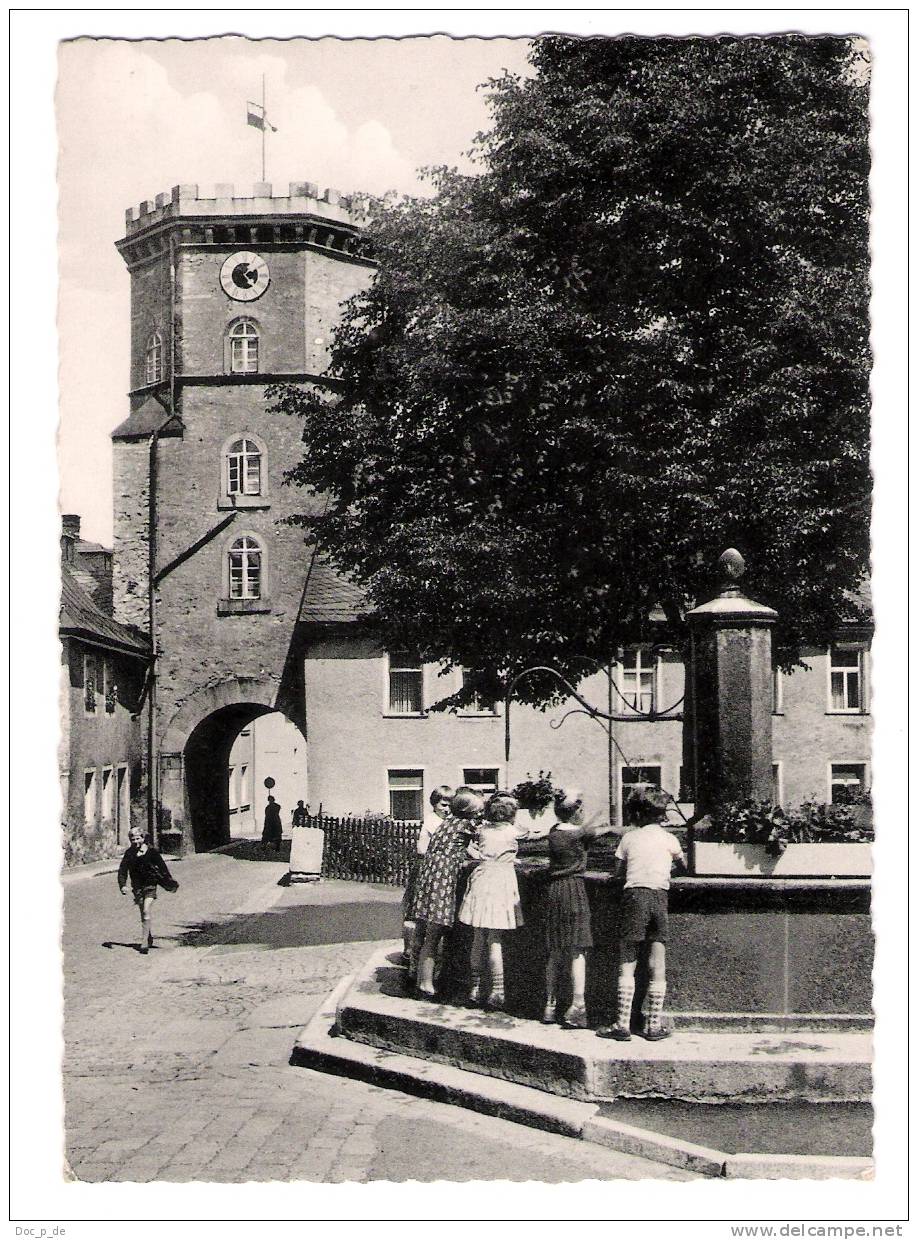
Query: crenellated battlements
122 182 381 237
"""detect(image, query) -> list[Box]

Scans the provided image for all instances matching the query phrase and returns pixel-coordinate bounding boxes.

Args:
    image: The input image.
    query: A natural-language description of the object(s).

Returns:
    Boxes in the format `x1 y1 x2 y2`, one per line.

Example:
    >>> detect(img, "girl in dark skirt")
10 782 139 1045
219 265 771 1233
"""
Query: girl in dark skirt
410 789 483 998
543 789 615 1027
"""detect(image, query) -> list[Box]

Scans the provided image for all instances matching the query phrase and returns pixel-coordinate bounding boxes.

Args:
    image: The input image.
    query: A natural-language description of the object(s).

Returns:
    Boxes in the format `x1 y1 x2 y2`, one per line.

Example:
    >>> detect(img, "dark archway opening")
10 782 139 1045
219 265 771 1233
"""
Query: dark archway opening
183 709 308 853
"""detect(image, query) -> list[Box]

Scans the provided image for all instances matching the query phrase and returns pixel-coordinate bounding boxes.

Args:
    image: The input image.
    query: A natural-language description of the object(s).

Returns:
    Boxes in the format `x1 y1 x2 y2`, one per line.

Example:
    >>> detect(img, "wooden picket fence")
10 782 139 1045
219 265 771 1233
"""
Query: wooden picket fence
310 814 421 886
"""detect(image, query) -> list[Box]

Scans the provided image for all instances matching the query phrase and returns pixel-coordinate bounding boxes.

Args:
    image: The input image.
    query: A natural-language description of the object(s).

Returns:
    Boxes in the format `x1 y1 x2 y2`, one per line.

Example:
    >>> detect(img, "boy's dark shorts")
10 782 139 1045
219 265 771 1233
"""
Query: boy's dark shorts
618 887 669 944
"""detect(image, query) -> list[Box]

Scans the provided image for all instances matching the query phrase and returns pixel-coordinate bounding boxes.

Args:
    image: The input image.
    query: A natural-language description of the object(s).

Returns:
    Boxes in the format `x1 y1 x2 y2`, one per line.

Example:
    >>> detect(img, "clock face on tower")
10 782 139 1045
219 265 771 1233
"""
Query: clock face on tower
220 252 270 302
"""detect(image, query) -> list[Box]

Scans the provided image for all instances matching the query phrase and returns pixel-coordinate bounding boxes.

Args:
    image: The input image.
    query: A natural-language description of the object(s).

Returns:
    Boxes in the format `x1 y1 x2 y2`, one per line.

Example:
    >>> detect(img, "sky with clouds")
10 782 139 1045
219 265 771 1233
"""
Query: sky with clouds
57 36 533 543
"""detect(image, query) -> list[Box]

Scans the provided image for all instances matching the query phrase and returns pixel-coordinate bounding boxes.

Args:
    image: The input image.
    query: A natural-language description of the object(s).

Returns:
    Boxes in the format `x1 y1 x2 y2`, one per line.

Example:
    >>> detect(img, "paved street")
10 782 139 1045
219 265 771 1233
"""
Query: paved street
63 845 691 1183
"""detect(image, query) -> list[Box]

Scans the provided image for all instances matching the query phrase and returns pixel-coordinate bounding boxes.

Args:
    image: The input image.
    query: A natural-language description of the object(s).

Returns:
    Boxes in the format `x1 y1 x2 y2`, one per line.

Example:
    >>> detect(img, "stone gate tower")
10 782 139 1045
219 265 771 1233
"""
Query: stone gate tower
112 182 375 851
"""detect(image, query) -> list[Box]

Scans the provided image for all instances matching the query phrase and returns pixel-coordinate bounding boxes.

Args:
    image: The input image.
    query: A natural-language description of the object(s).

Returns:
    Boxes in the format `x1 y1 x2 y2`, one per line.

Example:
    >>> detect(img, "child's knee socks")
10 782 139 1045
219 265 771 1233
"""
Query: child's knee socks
645 982 666 1033
615 977 636 1030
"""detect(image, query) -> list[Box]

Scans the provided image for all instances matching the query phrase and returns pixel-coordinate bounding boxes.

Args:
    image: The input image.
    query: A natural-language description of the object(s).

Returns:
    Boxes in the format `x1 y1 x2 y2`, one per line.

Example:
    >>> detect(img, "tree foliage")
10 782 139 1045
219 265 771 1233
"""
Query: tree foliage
273 35 871 707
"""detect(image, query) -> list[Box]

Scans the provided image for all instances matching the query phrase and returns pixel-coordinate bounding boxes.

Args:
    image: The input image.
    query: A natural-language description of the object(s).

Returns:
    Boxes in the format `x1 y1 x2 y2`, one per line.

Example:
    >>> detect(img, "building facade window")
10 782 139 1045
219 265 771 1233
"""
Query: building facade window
104 658 117 713
227 438 262 497
388 769 424 821
772 666 784 714
101 767 114 822
461 768 500 797
621 765 663 825
830 762 867 804
228 536 262 599
83 652 104 715
387 653 424 715
459 670 498 716
618 648 657 714
828 645 866 713
677 765 694 804
772 763 783 807
116 765 130 843
145 330 163 384
83 770 97 826
228 319 259 374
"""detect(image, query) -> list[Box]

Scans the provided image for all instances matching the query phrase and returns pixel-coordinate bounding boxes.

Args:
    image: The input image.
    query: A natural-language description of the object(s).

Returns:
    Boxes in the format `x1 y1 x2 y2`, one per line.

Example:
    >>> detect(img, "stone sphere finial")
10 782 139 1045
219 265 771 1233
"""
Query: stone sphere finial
718 548 746 583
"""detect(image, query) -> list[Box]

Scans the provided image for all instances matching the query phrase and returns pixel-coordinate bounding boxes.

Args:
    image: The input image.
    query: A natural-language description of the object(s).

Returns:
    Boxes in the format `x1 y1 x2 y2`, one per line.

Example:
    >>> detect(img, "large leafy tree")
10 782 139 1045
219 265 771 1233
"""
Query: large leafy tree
273 35 871 707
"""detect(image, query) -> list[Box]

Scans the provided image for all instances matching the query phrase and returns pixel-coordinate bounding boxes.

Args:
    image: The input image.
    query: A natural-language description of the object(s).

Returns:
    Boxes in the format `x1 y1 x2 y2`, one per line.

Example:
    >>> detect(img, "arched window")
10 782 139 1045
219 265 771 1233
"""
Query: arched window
226 438 262 497
229 319 259 373
145 331 163 384
227 536 262 599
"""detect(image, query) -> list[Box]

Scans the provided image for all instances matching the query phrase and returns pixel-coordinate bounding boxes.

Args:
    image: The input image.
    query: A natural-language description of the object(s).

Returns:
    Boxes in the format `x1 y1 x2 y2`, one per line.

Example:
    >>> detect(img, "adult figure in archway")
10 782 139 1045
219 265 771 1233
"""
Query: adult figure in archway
262 795 283 852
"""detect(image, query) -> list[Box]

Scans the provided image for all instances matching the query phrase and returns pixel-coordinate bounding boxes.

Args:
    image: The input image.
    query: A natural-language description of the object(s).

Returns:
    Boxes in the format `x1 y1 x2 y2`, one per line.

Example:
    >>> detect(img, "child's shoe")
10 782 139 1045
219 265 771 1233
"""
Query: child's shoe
541 1002 558 1024
466 977 484 1007
562 1002 588 1029
643 1026 672 1041
596 1023 631 1041
485 986 505 1011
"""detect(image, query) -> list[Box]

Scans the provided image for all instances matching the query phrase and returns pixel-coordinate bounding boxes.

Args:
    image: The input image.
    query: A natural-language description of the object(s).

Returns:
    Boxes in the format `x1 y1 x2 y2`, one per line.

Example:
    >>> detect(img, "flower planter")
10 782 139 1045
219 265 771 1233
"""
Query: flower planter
693 841 872 878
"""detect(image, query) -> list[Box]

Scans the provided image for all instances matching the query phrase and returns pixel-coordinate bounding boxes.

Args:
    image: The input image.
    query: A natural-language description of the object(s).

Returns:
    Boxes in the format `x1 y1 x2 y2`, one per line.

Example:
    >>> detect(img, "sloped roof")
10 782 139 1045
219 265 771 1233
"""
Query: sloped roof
75 538 109 556
60 566 151 656
111 395 182 442
70 565 106 600
299 553 368 623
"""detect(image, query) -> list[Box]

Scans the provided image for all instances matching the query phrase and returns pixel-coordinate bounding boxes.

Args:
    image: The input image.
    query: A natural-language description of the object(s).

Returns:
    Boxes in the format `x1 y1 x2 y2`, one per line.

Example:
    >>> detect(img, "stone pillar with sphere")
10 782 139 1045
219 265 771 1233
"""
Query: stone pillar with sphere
685 549 777 817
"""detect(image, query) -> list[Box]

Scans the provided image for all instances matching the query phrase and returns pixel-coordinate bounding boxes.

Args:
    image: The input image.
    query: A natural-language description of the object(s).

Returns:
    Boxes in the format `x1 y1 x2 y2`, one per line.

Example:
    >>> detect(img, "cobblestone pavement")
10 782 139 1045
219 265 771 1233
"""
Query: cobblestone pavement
63 849 692 1184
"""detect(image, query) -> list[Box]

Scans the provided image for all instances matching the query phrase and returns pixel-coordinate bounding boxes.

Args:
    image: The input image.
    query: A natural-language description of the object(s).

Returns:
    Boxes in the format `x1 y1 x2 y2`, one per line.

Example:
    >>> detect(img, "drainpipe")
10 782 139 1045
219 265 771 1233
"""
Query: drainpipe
146 423 161 846
146 230 178 848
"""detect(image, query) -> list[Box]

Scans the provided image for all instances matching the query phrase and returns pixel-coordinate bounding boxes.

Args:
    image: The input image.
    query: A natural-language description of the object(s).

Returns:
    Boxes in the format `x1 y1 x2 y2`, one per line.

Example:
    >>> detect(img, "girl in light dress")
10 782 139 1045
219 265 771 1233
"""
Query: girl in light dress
402 784 454 968
543 788 616 1027
457 791 531 1011
410 788 483 998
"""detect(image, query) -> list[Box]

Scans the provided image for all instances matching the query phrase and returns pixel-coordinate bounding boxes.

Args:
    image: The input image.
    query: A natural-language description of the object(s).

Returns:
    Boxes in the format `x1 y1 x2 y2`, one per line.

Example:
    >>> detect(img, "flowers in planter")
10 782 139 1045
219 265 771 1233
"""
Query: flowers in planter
105 681 118 714
511 771 558 816
695 795 873 856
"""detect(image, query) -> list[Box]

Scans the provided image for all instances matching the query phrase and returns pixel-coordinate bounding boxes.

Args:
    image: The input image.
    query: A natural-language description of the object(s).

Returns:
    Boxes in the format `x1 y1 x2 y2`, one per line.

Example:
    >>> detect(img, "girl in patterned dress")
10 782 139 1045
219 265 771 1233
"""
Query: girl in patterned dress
543 789 615 1027
410 788 484 998
458 791 530 1010
402 784 454 968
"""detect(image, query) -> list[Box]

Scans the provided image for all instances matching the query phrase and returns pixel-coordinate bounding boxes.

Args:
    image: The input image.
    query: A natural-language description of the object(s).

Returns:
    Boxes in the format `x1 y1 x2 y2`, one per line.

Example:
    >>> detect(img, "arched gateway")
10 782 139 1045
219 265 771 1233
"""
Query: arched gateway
159 677 305 852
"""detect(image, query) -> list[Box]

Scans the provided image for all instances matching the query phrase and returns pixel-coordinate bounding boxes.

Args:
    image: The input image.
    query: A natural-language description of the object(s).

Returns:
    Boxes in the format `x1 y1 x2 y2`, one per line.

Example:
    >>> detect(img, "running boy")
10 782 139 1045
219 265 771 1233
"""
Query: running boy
598 785 685 1041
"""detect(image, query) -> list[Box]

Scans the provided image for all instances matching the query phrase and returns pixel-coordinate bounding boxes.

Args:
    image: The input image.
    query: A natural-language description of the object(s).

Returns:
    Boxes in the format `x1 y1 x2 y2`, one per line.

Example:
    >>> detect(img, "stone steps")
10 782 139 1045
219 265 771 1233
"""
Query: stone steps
334 946 872 1105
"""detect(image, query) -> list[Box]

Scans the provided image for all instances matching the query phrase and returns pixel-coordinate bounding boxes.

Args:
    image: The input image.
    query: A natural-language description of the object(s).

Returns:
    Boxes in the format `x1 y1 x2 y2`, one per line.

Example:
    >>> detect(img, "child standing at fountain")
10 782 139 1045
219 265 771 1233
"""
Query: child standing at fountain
543 789 616 1027
410 788 483 999
402 784 454 968
458 791 529 1010
598 785 685 1042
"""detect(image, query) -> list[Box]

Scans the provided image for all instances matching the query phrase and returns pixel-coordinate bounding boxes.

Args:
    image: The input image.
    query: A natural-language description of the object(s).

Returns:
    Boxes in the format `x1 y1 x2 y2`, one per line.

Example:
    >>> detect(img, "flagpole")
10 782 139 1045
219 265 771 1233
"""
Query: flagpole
261 74 266 183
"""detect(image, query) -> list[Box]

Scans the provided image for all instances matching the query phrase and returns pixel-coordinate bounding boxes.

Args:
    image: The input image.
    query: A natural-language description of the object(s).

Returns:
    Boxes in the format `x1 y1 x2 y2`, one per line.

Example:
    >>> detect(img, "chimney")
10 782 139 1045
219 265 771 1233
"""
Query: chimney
61 513 80 563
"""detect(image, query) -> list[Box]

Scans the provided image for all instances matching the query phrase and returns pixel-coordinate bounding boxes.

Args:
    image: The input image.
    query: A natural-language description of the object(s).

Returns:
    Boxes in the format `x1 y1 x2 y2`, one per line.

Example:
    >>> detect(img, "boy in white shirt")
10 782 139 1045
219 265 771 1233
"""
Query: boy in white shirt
598 785 685 1042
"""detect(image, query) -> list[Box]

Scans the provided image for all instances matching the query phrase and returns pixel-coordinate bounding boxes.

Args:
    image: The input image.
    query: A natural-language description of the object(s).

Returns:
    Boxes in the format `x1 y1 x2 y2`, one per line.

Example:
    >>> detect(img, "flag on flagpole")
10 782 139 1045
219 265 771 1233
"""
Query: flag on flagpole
247 101 277 133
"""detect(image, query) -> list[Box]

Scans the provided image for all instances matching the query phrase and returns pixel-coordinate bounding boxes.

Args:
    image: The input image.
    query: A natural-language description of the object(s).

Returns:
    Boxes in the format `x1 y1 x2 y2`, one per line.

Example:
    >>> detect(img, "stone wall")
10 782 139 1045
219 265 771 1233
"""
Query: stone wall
60 636 148 866
129 255 171 391
112 440 150 630
151 382 317 741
